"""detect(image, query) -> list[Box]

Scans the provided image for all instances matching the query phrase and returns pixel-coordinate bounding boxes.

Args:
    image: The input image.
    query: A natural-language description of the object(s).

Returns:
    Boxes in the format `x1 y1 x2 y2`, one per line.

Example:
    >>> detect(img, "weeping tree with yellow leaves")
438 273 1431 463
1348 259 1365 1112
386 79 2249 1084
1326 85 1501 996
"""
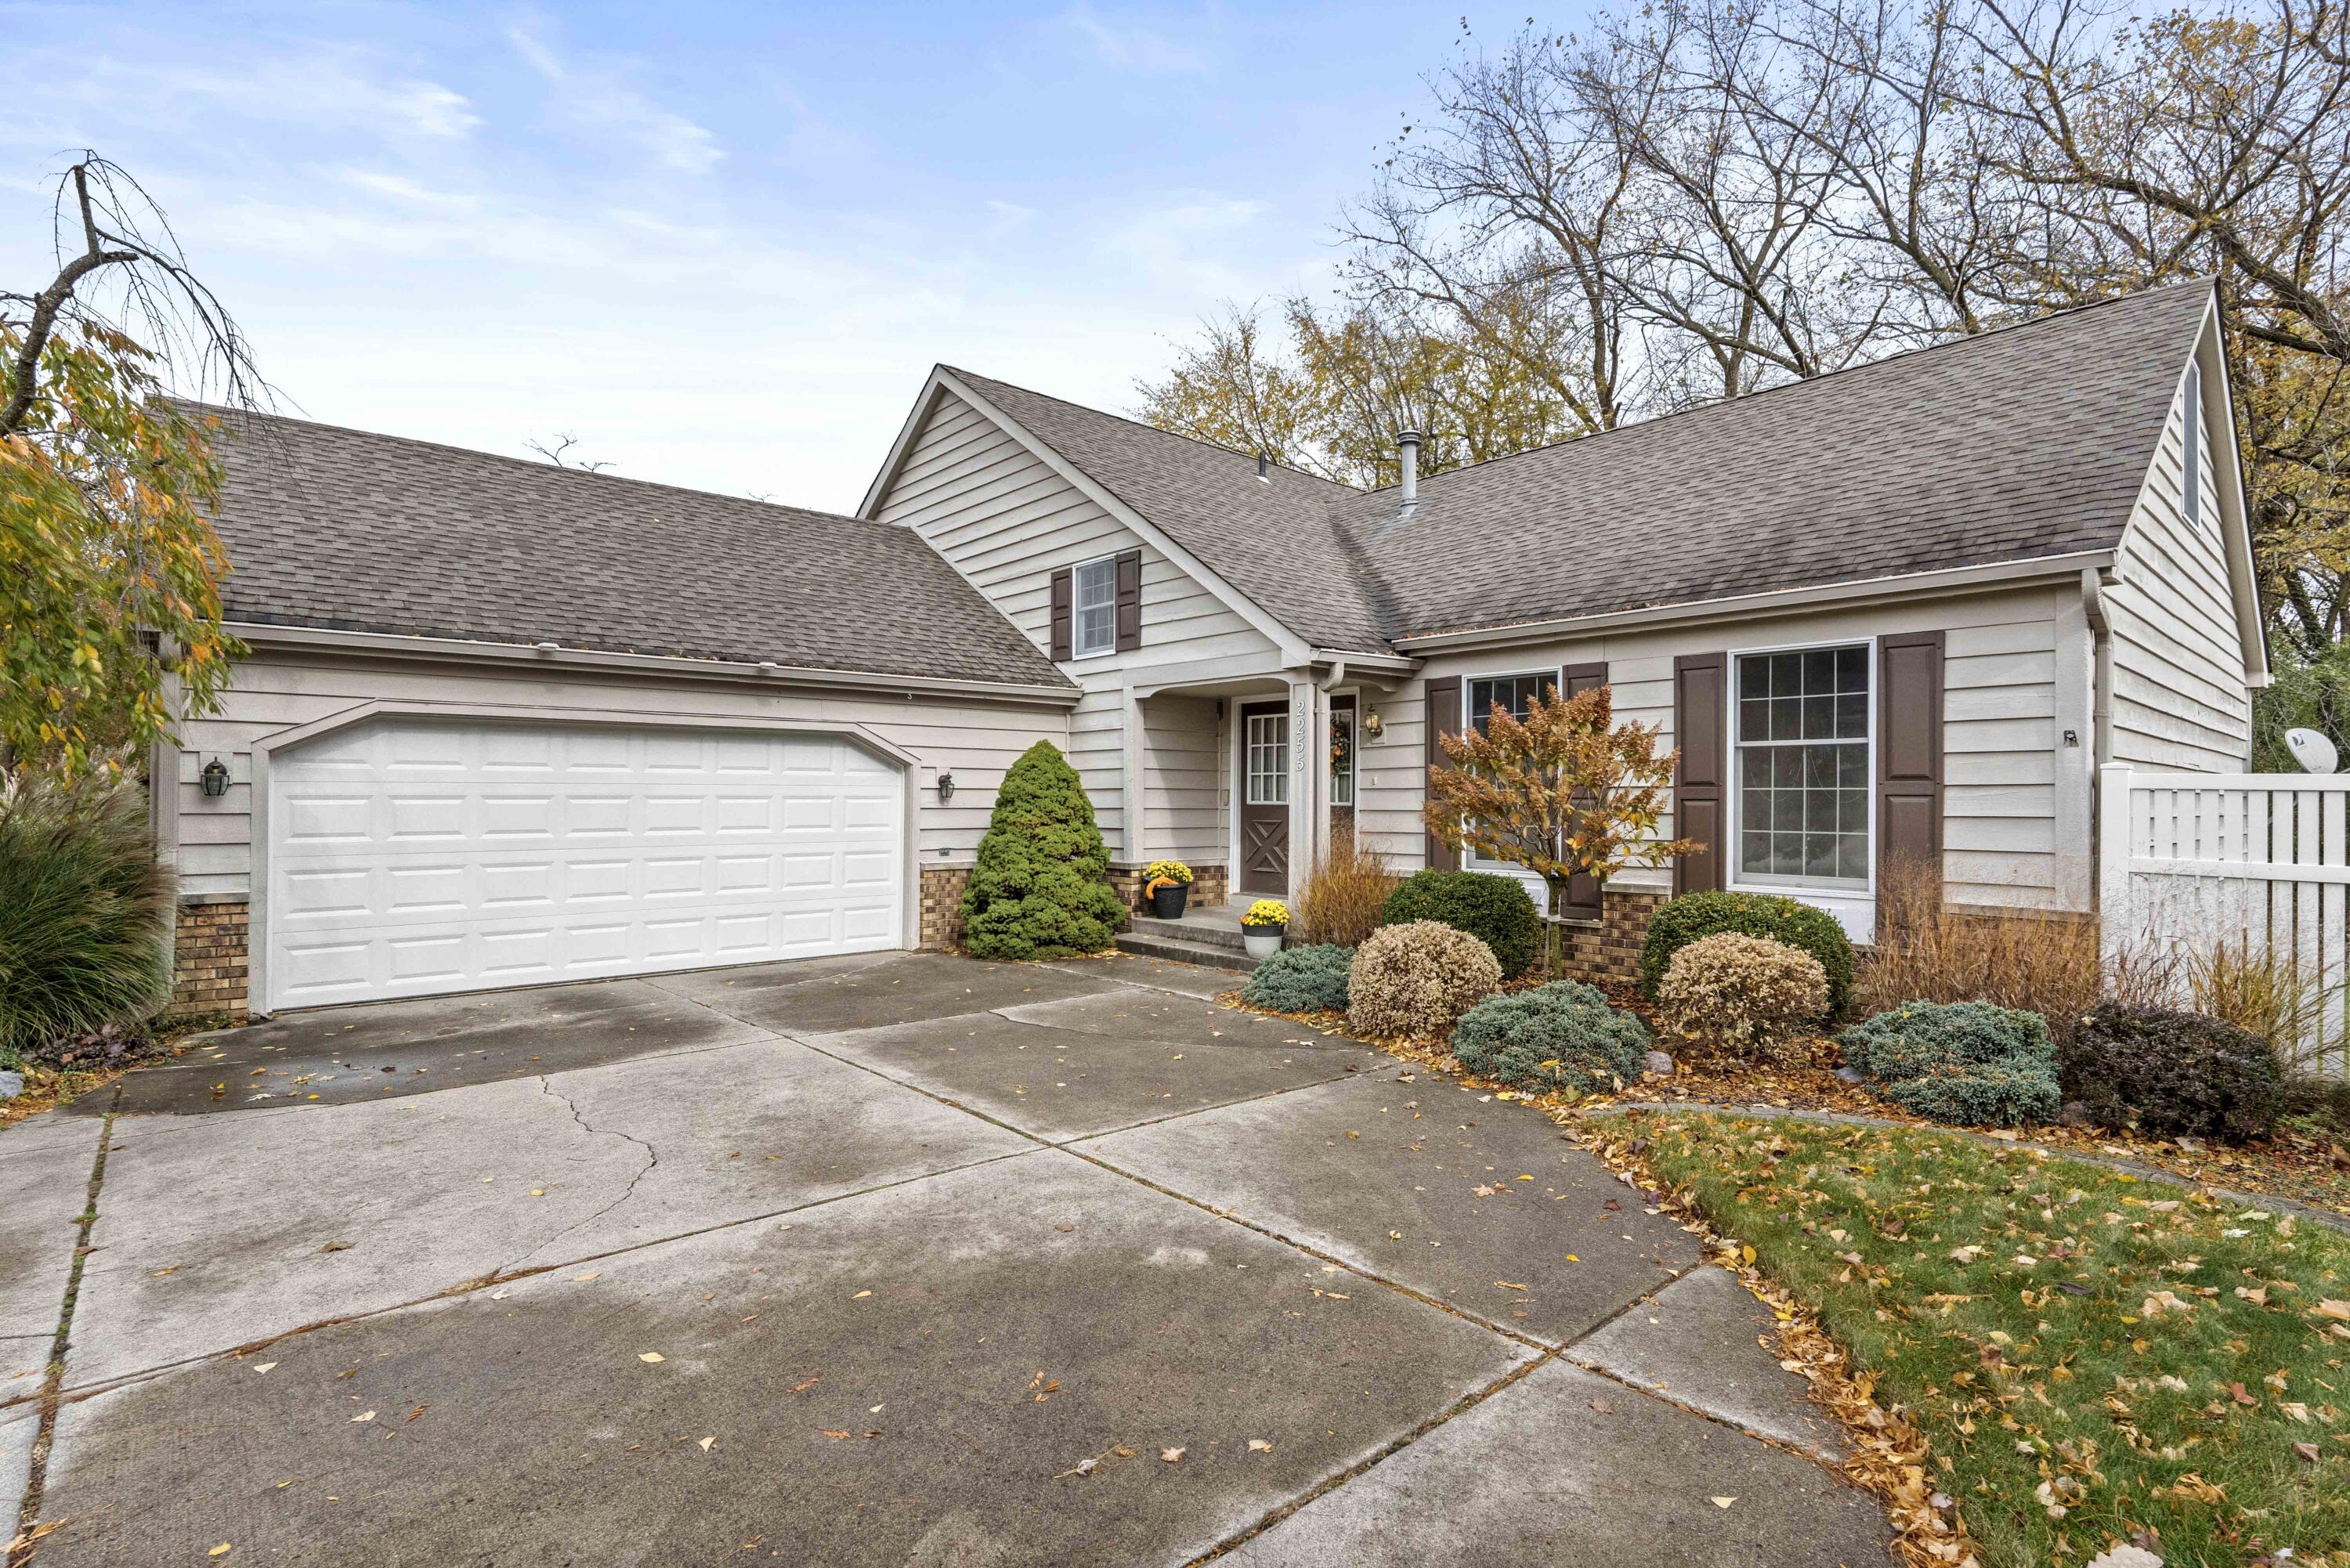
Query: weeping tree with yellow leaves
2 154 262 779
1423 684 1697 976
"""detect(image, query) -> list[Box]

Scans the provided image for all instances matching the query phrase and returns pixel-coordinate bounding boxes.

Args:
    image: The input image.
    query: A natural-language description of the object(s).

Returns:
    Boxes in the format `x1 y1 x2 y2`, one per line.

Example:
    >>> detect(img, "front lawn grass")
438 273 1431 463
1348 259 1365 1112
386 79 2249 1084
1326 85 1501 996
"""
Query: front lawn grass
1633 1111 2350 1567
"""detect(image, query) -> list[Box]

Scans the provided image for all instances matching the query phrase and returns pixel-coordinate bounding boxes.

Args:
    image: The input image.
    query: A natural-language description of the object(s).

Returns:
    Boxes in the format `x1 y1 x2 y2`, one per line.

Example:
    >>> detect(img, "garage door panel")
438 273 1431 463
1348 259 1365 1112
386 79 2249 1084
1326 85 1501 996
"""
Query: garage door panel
267 721 904 1010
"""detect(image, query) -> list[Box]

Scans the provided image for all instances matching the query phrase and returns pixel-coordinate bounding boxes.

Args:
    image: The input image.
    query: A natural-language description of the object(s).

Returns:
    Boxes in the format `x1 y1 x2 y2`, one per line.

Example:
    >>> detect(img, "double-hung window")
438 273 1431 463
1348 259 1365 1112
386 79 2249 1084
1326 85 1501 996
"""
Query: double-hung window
1072 556 1117 658
1735 644 1870 888
1467 671 1551 733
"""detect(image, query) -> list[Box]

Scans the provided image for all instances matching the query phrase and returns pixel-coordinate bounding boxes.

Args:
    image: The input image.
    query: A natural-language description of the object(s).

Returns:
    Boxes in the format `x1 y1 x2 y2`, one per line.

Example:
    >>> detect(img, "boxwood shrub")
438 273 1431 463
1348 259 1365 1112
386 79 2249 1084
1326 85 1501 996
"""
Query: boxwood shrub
2059 1003 2285 1143
1638 890 1853 1018
1838 999 2059 1128
1241 944 1354 1015
1380 870 1540 980
1451 981 1650 1095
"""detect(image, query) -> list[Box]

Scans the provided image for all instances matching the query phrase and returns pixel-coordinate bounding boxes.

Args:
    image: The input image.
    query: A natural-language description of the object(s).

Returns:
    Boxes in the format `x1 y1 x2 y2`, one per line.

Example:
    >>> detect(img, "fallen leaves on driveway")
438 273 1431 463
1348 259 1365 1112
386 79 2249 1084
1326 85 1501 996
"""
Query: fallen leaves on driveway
638 1353 665 1364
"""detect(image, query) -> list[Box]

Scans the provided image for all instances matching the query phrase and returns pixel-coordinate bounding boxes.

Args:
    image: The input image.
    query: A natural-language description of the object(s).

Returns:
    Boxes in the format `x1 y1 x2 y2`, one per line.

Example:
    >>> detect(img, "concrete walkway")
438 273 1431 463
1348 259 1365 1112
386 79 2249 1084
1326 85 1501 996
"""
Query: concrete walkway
2 952 1890 1566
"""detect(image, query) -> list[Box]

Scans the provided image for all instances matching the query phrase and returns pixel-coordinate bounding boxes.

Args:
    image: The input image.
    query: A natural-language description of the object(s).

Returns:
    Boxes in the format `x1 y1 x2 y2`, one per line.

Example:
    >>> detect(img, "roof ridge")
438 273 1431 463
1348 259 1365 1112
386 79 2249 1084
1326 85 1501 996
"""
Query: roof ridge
194 402 891 529
940 364 1370 497
1351 278 2214 500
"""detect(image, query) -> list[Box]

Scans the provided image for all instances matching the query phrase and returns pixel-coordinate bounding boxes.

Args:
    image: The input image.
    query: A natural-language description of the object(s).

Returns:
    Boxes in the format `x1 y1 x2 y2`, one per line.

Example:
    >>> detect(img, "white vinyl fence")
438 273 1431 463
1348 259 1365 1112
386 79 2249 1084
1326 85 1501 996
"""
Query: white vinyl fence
2099 762 2349 1077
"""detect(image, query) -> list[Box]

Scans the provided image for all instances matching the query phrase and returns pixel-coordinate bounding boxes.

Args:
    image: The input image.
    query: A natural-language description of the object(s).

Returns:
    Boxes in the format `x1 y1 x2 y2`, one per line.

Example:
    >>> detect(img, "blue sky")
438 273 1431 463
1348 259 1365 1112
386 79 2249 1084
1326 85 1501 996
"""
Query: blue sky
3 2 1548 510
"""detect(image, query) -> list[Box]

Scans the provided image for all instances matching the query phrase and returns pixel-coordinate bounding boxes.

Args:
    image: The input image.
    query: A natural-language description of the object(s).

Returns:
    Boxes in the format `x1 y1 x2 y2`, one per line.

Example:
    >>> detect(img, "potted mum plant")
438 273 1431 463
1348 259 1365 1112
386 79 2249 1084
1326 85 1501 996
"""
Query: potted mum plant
1240 898 1288 959
1143 859 1194 919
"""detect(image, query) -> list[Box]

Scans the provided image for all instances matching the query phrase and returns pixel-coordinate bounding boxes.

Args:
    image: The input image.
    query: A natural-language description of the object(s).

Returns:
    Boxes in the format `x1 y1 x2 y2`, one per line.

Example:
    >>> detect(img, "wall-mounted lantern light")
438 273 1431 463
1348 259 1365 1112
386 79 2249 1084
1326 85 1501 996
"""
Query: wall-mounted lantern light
200 757 232 798
937 771 956 803
1361 709 1384 740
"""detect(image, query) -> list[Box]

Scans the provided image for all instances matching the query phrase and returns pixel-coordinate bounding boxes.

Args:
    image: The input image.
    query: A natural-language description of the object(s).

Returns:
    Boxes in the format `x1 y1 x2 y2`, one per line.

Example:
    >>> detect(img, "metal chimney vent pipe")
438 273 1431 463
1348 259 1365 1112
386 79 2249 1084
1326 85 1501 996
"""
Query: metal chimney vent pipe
1396 429 1422 505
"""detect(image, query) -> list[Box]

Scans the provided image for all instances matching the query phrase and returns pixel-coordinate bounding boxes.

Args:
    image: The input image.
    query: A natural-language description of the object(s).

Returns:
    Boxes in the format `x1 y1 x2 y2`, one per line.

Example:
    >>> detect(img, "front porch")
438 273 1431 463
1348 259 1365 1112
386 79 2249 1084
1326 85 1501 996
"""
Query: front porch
1105 662 1390 922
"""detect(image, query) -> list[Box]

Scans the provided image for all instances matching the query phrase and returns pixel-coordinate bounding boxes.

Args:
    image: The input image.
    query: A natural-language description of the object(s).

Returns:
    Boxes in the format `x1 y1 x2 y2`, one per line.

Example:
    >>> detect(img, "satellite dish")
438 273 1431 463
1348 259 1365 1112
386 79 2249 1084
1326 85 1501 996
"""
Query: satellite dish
2287 728 2341 775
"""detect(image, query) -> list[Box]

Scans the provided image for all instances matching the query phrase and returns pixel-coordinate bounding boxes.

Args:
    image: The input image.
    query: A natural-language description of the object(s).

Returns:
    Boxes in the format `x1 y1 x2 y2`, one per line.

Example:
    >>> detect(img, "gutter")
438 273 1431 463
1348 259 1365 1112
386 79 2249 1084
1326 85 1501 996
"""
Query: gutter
225 621 1085 707
1389 551 2117 655
2080 567 2115 766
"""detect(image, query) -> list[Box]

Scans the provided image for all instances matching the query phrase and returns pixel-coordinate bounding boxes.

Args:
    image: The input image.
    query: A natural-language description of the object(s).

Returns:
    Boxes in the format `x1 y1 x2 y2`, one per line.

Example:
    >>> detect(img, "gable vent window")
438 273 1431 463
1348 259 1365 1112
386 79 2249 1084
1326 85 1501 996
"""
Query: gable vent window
1735 645 1871 888
1072 556 1117 657
2183 359 2204 532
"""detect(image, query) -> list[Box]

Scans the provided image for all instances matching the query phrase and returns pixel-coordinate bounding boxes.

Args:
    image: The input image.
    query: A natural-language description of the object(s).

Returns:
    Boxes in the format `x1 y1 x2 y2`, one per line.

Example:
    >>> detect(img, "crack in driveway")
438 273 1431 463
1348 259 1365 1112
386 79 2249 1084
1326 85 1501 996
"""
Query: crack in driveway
507 1075 662 1275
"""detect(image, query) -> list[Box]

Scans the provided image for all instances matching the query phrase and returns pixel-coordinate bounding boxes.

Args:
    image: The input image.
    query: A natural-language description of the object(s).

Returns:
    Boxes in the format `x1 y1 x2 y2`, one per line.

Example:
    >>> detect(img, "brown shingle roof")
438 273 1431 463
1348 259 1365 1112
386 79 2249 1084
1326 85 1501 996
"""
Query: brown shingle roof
953 280 2211 650
206 410 1072 689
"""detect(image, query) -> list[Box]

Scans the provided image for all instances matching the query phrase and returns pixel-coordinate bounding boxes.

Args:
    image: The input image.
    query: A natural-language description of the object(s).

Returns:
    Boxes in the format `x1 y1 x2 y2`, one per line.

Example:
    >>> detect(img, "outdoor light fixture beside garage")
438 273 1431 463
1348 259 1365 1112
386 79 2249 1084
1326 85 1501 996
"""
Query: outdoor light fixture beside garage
937 772 956 803
200 757 231 797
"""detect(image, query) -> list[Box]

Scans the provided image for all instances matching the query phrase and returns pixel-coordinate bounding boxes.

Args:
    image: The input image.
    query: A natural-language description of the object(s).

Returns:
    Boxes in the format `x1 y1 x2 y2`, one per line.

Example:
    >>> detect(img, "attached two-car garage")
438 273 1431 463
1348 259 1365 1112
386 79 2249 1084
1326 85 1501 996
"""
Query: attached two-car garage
261 717 906 1013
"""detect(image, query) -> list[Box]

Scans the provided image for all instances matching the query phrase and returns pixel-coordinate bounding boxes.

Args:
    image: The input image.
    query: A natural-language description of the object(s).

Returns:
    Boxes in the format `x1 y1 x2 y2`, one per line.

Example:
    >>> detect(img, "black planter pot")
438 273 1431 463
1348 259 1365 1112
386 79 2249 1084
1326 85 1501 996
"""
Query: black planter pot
1149 882 1190 919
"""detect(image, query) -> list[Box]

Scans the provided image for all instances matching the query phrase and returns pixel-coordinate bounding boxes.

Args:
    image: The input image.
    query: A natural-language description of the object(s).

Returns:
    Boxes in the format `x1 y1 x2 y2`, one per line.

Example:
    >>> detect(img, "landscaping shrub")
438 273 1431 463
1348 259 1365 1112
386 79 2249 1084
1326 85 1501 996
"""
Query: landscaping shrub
1856 859 2164 1047
1654 933 1828 1056
1639 889 1851 1017
1450 981 1650 1094
1242 944 1354 1015
958 741 1126 960
1838 999 2060 1128
1379 870 1539 980
2185 938 2325 1073
1347 920 1500 1040
1294 829 1398 948
0 766 174 1059
2060 1003 2286 1143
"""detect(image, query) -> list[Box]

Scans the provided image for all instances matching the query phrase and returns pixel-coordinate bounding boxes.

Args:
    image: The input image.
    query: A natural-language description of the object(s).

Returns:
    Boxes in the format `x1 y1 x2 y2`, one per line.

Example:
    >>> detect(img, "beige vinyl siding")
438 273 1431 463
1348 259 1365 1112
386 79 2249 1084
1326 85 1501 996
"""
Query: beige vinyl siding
1353 584 2087 913
2104 365 2253 771
1140 694 1223 865
167 649 1068 901
870 388 1281 858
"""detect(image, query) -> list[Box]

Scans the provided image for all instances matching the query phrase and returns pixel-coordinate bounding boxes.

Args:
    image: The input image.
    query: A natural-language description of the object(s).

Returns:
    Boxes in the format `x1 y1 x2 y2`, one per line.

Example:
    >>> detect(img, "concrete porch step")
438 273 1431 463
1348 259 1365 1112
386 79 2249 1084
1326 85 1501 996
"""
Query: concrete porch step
1128 908 1247 952
1113 931 1260 973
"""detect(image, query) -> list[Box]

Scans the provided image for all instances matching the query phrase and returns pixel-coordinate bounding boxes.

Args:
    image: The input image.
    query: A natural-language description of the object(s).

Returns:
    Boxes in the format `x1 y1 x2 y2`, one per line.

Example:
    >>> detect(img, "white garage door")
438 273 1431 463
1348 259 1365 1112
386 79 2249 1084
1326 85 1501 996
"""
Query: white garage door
265 719 904 1011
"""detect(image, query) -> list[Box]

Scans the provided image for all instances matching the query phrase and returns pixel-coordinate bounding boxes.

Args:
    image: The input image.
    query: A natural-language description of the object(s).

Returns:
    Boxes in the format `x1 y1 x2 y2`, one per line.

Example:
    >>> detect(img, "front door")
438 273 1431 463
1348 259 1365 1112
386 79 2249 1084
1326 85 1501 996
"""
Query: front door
1238 701 1290 895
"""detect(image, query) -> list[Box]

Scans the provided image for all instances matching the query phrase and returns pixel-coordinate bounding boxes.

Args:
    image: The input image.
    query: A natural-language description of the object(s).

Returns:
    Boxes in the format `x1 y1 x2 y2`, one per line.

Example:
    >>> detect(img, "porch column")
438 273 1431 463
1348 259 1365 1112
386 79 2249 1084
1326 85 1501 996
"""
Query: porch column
1285 675 1322 907
1121 677 1144 864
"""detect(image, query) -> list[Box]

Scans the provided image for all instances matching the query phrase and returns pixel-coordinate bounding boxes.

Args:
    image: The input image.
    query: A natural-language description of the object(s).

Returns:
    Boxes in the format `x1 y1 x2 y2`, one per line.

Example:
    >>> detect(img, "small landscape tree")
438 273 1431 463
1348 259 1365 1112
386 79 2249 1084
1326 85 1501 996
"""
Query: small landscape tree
960 740 1126 960
1422 683 1696 974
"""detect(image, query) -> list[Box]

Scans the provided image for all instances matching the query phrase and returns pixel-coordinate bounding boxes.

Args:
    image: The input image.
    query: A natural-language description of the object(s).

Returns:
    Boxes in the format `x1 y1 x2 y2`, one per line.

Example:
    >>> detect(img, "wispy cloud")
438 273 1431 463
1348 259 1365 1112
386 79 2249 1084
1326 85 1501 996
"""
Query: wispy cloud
1060 7 1208 74
1106 194 1274 294
506 20 721 175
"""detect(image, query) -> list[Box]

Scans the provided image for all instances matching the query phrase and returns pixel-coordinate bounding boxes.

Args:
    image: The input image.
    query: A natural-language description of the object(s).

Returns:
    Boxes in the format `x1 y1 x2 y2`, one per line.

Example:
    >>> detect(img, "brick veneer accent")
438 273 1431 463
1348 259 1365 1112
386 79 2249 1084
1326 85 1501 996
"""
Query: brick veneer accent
170 898 250 1020
1112 862 1227 915
920 865 973 949
1549 887 1667 993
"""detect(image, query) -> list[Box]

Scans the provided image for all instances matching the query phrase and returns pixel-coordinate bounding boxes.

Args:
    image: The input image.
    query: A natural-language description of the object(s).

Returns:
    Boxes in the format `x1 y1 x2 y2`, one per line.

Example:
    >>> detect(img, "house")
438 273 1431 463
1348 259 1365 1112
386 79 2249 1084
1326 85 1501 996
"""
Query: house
158 280 2264 1017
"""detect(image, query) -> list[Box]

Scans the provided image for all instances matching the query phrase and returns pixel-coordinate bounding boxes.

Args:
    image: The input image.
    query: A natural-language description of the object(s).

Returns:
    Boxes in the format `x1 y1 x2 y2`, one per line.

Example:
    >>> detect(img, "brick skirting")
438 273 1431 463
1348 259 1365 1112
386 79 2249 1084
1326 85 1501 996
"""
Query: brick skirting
170 898 250 1021
1549 888 1667 994
1111 862 1227 916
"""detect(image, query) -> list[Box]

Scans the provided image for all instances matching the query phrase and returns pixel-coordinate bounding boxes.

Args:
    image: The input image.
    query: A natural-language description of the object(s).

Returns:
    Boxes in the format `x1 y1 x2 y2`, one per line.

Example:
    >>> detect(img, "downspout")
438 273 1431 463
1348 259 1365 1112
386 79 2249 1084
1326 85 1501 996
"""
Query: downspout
2081 567 2113 766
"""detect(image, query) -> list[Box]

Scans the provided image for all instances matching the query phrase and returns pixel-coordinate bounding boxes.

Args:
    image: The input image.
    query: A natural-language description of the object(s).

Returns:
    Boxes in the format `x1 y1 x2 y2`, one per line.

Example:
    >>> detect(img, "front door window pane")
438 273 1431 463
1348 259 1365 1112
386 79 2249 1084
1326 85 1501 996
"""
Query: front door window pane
1734 645 1869 887
1246 713 1288 805
1330 706 1354 807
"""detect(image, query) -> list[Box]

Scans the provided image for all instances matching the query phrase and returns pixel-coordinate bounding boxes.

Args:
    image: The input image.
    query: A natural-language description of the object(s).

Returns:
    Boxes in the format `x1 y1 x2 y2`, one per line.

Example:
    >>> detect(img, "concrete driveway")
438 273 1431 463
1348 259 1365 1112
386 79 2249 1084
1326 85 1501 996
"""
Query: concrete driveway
2 952 1890 1566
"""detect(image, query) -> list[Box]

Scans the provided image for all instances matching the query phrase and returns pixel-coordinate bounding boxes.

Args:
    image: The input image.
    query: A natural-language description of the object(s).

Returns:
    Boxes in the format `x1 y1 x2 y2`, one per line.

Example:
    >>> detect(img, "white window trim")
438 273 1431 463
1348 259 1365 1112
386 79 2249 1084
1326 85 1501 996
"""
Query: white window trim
1070 553 1119 660
1723 635 1878 942
1456 662 1564 883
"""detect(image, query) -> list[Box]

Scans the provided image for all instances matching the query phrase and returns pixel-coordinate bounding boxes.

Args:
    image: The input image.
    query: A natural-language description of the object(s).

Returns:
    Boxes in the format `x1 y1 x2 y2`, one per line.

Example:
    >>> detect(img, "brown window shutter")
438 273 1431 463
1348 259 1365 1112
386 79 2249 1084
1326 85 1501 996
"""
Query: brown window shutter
1049 567 1073 662
1423 674 1462 872
1113 549 1143 652
1672 653 1727 895
1560 661 1607 920
1876 630 1944 907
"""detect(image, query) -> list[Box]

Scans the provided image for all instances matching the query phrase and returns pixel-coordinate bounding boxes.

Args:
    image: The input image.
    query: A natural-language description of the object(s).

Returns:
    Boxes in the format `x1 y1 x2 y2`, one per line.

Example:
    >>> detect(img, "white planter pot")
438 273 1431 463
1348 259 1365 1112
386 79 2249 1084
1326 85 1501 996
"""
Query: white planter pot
1242 927 1284 960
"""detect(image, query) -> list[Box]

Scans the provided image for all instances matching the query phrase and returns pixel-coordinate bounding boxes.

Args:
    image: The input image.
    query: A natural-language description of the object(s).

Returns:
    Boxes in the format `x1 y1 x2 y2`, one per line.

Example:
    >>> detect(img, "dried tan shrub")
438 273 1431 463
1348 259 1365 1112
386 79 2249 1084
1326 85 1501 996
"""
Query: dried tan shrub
1656 931 1828 1056
1295 828 1398 948
1347 919 1500 1041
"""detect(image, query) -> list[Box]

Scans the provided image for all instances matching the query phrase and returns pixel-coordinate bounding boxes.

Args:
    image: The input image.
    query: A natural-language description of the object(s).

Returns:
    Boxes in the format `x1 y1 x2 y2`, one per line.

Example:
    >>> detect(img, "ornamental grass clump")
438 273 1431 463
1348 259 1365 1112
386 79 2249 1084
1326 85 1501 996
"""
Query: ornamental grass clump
1294 831 1397 948
1347 920 1499 1041
1640 889 1853 1019
0 764 174 1059
1838 999 2060 1128
1241 943 1354 1015
2061 1003 2286 1143
959 741 1126 960
1379 870 1539 979
1655 932 1828 1057
1450 981 1649 1094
